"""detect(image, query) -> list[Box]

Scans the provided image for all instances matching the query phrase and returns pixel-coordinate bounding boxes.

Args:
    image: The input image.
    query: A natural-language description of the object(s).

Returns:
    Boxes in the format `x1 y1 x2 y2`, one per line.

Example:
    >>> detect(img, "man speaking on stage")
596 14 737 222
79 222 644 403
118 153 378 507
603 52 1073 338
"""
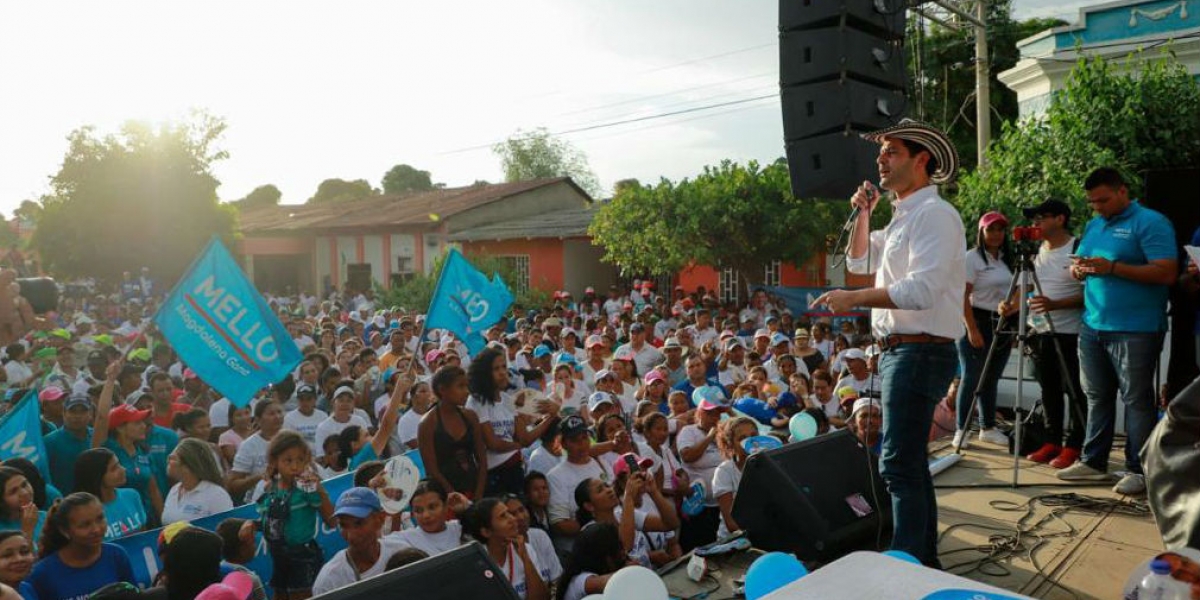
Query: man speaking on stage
811 119 965 568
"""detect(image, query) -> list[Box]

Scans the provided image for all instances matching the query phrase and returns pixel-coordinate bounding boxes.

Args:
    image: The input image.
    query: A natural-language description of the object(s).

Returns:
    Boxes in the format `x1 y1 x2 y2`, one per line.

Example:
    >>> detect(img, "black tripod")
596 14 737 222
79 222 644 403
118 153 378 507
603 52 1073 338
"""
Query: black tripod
951 247 1087 487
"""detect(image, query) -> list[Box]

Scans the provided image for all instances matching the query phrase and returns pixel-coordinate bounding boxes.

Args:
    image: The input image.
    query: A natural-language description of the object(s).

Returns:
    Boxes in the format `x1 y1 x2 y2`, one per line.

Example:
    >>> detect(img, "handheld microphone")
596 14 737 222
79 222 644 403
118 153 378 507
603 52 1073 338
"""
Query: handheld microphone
841 182 880 232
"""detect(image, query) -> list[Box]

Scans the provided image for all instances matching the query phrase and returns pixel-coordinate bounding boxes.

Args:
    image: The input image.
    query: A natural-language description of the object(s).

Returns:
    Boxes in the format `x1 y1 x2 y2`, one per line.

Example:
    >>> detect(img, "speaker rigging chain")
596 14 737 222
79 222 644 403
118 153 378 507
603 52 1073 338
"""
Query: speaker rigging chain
935 493 1149 600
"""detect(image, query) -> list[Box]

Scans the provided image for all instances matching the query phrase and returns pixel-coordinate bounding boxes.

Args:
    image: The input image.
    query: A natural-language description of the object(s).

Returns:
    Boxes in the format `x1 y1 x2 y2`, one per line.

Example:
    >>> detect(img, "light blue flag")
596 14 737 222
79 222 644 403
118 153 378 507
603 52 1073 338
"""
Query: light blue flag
425 248 514 355
154 238 302 407
0 395 49 478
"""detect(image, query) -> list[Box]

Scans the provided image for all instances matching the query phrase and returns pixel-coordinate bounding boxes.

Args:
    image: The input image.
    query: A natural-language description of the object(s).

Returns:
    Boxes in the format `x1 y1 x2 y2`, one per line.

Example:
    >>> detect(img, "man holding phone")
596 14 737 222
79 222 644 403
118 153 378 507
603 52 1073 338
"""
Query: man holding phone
1056 167 1177 496
811 119 965 567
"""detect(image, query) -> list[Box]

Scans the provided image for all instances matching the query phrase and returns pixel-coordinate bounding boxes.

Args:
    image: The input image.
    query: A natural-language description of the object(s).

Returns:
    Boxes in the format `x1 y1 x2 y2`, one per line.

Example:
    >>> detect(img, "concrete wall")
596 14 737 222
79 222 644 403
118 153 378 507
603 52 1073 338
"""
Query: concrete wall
563 238 620 297
460 238 565 292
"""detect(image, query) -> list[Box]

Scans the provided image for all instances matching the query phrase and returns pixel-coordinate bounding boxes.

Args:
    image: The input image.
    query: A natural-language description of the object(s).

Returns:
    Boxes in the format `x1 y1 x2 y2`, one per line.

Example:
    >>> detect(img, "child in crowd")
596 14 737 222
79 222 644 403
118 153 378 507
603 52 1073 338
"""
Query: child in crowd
244 430 334 600
714 416 758 540
556 522 626 600
523 473 552 533
24 493 135 600
462 498 550 600
636 412 688 503
384 479 469 557
665 390 693 435
418 366 487 500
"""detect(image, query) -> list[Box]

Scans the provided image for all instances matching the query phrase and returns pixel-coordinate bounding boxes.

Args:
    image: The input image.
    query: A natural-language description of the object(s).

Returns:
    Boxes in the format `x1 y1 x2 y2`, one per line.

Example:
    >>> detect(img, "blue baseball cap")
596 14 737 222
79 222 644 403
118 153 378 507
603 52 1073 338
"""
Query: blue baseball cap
770 332 790 346
532 345 552 359
334 487 382 518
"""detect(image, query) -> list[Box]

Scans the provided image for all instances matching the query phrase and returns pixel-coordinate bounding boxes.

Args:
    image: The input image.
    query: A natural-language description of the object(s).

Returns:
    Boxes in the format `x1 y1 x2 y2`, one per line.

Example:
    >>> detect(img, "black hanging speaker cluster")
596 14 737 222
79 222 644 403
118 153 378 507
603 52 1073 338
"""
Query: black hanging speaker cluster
780 0 907 199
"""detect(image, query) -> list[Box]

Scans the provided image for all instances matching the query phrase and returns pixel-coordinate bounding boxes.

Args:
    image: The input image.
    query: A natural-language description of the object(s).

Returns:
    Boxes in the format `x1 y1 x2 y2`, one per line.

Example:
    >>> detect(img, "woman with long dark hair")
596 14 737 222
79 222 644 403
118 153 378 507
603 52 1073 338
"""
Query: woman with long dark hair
3 458 60 510
74 448 146 540
462 498 550 600
465 348 558 496
25 493 135 600
556 522 626 600
0 531 33 592
0 468 44 544
954 211 1016 449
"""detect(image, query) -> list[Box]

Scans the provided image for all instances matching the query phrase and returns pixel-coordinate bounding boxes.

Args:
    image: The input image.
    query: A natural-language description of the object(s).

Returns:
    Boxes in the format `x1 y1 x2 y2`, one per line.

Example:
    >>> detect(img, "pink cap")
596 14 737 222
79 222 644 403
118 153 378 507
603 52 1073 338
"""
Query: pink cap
38 386 65 402
196 571 254 600
643 370 666 386
979 211 1009 229
183 368 198 380
424 349 444 365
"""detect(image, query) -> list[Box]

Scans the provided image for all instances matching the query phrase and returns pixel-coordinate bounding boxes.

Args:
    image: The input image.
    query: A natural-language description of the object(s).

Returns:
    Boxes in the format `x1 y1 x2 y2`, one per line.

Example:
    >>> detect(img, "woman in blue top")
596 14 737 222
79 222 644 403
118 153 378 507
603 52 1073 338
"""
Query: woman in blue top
23 492 135 600
0 469 44 547
335 374 413 471
1 459 61 512
91 360 164 523
73 449 146 540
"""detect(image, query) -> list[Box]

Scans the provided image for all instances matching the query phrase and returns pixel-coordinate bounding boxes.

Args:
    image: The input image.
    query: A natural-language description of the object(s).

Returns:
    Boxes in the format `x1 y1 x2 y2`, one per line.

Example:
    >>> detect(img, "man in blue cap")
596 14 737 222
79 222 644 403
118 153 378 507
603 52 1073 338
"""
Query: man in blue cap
312 487 411 595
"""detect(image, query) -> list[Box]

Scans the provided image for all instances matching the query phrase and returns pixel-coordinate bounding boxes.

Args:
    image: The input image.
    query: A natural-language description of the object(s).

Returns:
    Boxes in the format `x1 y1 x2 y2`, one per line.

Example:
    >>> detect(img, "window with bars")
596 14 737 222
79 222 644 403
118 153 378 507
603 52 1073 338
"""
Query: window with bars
764 260 782 287
499 255 530 293
719 267 741 305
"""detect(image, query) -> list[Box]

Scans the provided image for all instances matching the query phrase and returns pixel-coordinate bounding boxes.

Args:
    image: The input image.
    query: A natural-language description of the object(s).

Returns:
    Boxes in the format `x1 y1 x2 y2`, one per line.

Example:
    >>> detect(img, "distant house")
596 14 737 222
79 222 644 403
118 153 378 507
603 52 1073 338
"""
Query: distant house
236 178 604 295
999 0 1200 119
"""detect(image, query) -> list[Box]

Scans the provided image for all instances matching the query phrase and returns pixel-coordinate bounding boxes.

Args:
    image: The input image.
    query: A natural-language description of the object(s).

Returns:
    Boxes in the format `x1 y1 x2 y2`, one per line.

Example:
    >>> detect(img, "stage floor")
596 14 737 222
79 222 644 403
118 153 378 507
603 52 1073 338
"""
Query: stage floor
932 439 1163 599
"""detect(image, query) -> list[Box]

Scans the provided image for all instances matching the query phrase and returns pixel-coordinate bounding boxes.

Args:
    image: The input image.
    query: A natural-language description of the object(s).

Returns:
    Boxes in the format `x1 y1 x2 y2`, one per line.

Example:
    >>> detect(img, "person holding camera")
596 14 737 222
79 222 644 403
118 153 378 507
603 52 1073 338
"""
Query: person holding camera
1058 168 1177 496
1006 200 1086 468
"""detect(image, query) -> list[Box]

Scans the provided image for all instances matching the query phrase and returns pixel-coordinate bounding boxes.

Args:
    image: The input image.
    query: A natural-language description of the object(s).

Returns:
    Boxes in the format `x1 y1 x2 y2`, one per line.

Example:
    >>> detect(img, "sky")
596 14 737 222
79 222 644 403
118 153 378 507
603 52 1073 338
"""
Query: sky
0 0 1097 215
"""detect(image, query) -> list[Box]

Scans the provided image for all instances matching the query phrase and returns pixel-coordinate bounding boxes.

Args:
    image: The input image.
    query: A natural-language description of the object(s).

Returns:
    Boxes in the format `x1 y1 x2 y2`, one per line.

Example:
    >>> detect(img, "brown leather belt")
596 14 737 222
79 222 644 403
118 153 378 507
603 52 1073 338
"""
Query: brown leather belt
880 333 954 351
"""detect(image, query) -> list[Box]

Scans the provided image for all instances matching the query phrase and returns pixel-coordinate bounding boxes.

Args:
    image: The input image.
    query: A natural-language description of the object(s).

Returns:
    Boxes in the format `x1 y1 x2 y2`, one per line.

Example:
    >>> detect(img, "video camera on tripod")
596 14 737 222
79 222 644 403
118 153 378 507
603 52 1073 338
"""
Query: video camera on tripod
1011 225 1042 258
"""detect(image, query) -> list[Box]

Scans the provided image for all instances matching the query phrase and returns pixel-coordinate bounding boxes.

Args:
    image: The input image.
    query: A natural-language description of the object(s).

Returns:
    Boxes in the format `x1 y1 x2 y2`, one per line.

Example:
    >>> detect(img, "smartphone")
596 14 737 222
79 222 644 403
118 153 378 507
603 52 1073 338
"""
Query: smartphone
623 454 642 474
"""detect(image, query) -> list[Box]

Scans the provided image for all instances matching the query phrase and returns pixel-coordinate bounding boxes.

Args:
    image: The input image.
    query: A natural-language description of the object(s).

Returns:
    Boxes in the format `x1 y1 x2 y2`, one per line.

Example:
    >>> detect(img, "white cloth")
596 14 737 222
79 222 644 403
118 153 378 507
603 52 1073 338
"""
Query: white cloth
845 185 966 340
396 409 423 448
465 396 521 469
314 414 370 458
712 459 743 539
563 572 598 600
161 480 234 525
612 507 654 568
614 342 664 377
719 364 748 388
527 445 563 477
688 326 719 348
283 408 328 451
677 425 722 505
4 361 32 385
498 542 548 600
835 374 881 398
1031 237 1084 334
385 520 464 557
527 528 562 584
965 249 1013 310
312 538 412 596
547 459 612 524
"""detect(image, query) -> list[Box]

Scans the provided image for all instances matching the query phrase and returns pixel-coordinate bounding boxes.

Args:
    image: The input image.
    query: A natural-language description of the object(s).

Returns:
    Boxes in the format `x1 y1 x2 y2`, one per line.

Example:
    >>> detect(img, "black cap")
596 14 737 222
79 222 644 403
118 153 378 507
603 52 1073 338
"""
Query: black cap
87 350 106 363
629 322 646 333
559 415 589 439
1022 199 1071 220
296 384 317 397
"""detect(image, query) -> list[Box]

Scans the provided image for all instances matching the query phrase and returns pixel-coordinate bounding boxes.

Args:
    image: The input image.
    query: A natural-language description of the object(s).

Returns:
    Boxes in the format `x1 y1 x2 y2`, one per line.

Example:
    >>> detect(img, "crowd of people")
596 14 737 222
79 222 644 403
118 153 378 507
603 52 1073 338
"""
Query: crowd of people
0 155 1189 599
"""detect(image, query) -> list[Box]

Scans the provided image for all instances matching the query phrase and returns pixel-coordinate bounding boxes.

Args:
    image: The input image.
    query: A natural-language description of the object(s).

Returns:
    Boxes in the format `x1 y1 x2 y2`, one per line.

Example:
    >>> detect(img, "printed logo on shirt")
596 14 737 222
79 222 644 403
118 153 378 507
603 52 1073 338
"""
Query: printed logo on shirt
1111 227 1132 240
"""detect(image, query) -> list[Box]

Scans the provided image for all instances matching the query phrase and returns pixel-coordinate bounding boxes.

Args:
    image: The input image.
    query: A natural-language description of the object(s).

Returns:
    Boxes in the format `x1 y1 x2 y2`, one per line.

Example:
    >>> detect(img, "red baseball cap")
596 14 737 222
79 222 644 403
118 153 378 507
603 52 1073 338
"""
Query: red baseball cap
108 404 152 429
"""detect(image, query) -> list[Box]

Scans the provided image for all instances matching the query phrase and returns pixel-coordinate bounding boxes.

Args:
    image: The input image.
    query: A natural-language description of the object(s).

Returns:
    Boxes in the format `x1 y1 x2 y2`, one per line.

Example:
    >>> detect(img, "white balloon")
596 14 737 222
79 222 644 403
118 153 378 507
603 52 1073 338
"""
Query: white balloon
603 565 668 600
581 596 604 600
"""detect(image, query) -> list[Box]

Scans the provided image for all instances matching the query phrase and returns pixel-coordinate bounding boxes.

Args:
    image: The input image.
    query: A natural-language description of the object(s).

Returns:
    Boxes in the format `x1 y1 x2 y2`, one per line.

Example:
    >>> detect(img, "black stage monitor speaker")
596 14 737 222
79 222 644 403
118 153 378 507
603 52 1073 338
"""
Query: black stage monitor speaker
780 0 907 199
310 542 521 600
732 429 892 562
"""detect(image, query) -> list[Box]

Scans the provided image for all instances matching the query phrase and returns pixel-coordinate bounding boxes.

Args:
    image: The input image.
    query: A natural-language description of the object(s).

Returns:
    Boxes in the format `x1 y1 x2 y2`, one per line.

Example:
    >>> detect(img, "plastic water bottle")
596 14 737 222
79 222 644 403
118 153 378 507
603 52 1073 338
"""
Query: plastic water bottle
1139 558 1187 599
1027 292 1049 334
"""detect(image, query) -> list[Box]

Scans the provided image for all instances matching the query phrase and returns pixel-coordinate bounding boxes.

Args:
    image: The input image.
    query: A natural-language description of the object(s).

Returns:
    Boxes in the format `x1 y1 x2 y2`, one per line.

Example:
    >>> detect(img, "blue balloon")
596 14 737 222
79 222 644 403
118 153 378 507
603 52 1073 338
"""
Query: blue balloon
789 411 819 441
681 482 706 517
742 435 783 455
882 549 921 564
745 551 808 599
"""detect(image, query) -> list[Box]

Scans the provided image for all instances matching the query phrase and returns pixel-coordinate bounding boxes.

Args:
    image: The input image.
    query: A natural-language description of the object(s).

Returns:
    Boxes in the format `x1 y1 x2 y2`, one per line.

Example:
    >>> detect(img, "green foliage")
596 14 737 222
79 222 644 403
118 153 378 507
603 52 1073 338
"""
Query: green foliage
957 52 1200 227
375 250 548 313
493 128 601 197
908 2 1066 169
233 184 282 208
31 112 238 282
590 160 854 287
381 164 439 195
307 178 378 204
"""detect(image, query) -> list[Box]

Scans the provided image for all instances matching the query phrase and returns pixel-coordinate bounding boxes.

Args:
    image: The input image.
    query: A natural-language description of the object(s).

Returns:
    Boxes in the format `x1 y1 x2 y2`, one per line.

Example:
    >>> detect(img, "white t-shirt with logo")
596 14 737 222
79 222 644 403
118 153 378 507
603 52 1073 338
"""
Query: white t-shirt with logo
465 396 520 470
611 507 654 568
314 414 371 458
161 480 234 525
966 250 1014 311
499 542 548 600
677 425 721 505
1032 238 1084 334
712 459 743 539
547 459 612 524
284 408 328 450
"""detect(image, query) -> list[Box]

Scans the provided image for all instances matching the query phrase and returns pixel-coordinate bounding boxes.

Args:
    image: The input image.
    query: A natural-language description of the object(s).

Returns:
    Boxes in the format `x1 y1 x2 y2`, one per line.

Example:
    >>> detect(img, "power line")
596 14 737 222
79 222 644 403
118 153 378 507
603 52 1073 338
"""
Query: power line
567 97 780 144
552 71 775 118
439 93 779 154
547 82 778 132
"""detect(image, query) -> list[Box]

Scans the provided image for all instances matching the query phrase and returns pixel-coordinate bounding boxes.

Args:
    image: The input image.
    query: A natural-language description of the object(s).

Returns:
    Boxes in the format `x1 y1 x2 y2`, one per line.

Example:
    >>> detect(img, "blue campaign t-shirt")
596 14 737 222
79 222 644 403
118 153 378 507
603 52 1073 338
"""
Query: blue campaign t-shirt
104 488 147 540
23 543 135 600
103 440 156 520
146 426 179 507
349 444 379 470
1076 201 1176 332
0 510 45 544
44 428 92 493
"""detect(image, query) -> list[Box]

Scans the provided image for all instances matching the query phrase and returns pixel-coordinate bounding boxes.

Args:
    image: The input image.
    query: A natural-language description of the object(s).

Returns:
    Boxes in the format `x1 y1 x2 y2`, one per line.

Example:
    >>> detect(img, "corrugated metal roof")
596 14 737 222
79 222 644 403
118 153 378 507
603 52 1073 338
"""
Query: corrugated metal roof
447 206 597 241
237 178 582 234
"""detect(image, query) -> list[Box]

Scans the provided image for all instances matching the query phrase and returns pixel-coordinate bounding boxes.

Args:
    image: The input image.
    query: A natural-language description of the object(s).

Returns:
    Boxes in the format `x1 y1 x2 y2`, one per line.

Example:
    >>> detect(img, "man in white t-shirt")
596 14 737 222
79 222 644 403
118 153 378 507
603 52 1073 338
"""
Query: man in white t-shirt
614 323 664 376
283 384 327 452
547 416 612 551
313 487 412 596
833 348 880 398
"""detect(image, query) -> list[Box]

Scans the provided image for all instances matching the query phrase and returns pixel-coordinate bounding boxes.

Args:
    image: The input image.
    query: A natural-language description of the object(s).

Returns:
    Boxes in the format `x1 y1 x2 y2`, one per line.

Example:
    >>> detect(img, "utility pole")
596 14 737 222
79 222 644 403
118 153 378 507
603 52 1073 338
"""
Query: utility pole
974 0 990 166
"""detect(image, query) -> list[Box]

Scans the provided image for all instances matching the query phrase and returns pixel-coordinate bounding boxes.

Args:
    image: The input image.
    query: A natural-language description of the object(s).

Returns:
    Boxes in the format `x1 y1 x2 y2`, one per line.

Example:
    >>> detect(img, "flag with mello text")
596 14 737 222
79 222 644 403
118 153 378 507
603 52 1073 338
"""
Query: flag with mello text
154 238 302 407
0 395 49 478
425 248 514 355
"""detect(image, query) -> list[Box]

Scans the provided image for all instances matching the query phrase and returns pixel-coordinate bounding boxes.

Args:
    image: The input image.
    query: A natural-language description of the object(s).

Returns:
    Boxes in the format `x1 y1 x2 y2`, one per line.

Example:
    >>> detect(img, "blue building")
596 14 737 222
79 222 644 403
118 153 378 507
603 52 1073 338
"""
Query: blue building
1000 0 1200 118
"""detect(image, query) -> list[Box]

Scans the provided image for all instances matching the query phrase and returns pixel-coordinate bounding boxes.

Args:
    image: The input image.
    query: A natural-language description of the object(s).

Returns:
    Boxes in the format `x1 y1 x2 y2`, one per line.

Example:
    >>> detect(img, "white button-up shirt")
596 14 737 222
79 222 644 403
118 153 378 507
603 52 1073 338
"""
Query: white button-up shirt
845 185 966 340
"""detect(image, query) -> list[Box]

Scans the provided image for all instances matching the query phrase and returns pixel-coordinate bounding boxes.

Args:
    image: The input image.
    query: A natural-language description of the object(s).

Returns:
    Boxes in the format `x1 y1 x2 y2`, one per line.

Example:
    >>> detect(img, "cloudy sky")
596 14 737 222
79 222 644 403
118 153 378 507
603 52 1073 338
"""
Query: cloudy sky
0 0 1098 215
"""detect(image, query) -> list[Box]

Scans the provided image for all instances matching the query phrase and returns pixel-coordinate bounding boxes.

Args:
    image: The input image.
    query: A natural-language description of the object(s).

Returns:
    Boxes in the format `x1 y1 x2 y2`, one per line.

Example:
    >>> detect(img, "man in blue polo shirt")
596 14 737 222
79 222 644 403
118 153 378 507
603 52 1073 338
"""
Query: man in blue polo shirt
1057 167 1177 496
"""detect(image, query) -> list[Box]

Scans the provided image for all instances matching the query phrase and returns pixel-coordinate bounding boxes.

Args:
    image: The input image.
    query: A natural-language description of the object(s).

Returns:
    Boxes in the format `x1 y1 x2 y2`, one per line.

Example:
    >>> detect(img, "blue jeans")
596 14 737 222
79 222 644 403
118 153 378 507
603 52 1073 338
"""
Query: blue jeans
879 342 958 568
1077 325 1163 473
955 308 1013 430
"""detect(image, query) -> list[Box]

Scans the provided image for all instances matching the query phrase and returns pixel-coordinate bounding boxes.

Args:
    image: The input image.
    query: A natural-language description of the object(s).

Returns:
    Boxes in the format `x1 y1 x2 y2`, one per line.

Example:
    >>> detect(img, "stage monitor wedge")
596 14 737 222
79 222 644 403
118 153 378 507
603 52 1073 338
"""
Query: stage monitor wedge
310 542 521 600
732 429 892 563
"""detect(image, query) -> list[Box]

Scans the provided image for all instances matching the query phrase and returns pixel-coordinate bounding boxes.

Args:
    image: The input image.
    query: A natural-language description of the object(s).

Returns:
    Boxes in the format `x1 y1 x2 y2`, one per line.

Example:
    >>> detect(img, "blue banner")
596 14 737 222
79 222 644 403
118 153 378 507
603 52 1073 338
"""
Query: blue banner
115 449 425 592
425 249 514 355
154 238 302 407
761 285 868 324
0 395 49 478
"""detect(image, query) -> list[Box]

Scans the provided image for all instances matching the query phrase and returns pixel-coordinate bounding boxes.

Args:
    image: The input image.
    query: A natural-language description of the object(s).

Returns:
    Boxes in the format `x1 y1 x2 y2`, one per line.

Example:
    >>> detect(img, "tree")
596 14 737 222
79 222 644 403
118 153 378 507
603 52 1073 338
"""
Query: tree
31 112 237 282
232 184 282 208
307 178 378 204
381 164 439 195
375 251 549 313
907 3 1066 169
956 51 1200 226
590 160 854 288
493 128 602 197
